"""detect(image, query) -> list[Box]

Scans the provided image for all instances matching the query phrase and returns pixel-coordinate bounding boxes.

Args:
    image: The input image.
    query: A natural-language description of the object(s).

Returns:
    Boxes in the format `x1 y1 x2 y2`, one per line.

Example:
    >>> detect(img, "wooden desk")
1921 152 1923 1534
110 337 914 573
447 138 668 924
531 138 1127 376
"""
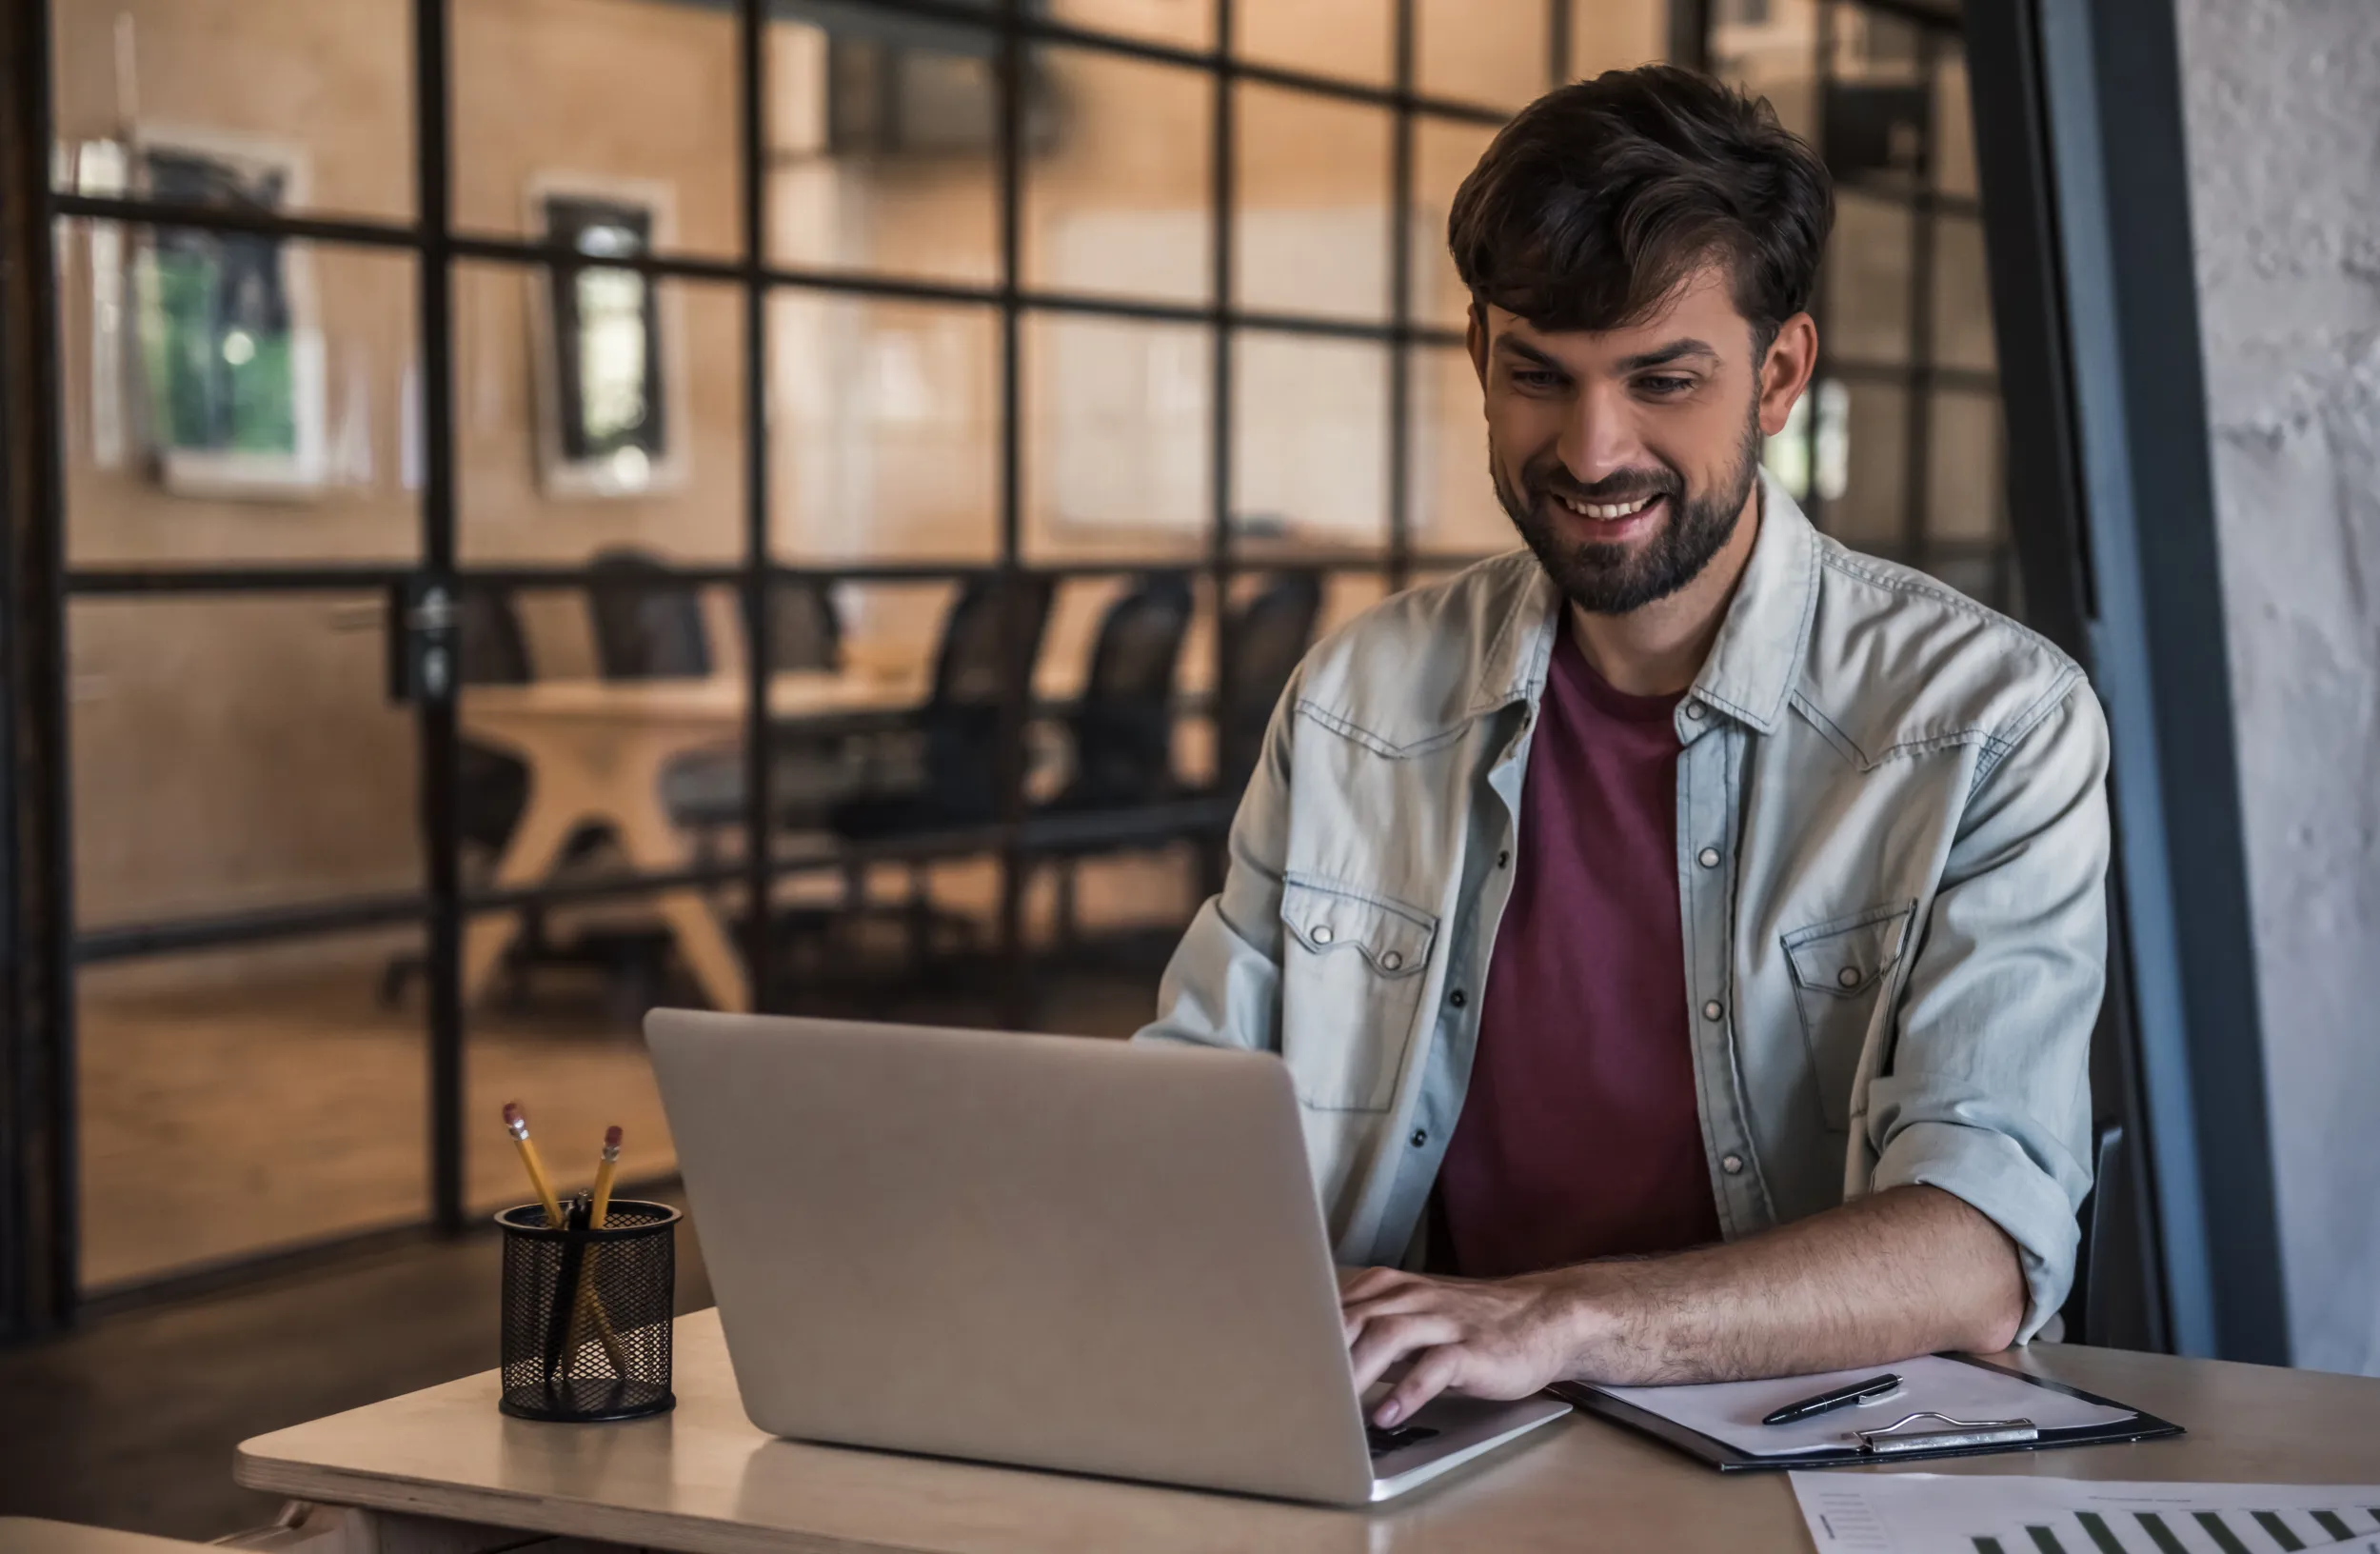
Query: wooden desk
236 1308 2380 1554
459 669 924 1013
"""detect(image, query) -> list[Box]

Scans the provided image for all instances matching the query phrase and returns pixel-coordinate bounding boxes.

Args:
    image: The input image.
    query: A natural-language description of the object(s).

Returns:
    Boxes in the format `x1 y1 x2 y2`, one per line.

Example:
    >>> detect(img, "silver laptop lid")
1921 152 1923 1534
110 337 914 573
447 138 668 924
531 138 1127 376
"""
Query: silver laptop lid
645 1009 1377 1504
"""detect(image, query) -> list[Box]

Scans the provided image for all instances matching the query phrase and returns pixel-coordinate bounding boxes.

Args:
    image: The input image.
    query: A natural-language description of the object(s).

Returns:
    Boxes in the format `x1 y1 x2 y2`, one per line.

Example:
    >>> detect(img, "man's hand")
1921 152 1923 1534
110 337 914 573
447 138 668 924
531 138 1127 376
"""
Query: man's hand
1339 1265 1587 1426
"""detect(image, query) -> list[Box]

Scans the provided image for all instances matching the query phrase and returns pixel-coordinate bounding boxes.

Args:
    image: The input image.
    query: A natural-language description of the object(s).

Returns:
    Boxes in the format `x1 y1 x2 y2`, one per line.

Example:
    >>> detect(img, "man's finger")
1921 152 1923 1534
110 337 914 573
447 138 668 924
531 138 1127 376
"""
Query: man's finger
1347 1312 1460 1392
1339 1283 1449 1335
1376 1345 1464 1427
1337 1265 1413 1303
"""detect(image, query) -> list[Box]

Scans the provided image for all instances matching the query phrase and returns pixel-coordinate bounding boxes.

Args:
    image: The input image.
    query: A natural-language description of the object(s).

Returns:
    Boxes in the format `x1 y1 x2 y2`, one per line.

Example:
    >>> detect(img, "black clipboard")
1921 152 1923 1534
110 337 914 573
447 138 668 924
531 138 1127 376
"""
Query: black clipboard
1549 1354 2183 1472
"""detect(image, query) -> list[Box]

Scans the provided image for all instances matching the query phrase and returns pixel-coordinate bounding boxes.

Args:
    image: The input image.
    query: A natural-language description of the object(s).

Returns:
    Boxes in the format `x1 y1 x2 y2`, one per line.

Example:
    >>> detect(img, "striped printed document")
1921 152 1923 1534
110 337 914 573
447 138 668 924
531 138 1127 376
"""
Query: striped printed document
1793 1473 2380 1554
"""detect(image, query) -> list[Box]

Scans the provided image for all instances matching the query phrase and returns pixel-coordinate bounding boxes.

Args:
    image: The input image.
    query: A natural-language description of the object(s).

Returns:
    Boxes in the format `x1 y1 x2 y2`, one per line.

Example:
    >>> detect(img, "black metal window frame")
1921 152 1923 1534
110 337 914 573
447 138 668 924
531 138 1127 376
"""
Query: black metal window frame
22 0 1581 1317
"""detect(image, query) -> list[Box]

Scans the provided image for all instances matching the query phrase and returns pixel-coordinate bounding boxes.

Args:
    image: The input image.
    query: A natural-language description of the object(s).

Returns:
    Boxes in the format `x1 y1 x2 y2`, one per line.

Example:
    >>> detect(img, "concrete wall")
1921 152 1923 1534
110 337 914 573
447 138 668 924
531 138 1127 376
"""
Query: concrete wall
2174 0 2380 1376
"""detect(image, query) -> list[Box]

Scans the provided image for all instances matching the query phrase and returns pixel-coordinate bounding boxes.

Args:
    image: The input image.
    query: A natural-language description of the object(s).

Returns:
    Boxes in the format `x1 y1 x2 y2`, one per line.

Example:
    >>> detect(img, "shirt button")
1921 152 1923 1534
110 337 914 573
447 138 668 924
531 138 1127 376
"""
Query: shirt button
1410 1129 1428 1148
1701 1000 1724 1022
1380 950 1403 971
1497 850 1511 868
1450 989 1468 1008
1697 847 1720 868
1722 1153 1745 1175
1310 924 1333 945
1684 703 1707 721
1836 966 1861 988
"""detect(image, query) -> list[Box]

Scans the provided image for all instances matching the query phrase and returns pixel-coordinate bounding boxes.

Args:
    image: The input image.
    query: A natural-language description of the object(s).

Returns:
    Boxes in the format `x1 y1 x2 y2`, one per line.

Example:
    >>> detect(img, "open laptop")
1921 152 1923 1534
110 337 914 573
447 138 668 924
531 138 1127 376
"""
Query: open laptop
645 1009 1570 1505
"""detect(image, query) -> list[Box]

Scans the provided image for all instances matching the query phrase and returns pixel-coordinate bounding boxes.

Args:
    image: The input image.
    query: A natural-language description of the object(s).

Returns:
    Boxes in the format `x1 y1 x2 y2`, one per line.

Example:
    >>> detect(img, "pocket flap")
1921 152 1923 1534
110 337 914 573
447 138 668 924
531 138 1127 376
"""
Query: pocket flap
1783 904 1914 998
1280 878 1435 979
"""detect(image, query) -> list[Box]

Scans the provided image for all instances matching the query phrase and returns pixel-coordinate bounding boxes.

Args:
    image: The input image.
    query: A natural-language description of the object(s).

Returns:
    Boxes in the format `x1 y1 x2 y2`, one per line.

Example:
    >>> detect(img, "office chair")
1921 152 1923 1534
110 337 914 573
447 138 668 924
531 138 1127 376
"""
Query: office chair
585 547 712 679
1217 569 1324 795
826 571 1058 969
2059 1119 2131 1347
1035 572 1196 947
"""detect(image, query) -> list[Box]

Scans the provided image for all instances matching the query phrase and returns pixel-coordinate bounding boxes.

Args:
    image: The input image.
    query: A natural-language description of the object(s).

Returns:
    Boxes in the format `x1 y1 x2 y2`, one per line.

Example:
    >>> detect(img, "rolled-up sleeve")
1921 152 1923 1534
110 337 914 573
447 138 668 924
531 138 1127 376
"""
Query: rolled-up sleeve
1868 679 2110 1342
1133 674 1299 1055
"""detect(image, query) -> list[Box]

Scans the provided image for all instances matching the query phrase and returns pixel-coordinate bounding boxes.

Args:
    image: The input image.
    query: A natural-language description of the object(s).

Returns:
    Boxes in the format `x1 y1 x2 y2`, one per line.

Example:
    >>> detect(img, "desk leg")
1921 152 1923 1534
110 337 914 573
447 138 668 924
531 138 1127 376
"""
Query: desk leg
460 779 585 1006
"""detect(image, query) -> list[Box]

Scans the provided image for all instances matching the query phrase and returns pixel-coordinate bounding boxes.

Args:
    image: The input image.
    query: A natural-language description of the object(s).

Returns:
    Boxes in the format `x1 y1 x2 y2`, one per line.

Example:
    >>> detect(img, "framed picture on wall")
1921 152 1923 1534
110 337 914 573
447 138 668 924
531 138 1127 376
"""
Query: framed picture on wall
525 173 688 499
131 126 327 499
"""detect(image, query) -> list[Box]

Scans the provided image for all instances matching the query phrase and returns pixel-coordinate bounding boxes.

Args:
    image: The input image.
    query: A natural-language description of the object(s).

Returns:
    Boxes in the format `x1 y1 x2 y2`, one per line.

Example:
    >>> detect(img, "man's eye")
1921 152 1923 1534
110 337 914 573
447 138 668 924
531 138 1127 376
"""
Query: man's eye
1636 375 1696 396
1511 369 1566 390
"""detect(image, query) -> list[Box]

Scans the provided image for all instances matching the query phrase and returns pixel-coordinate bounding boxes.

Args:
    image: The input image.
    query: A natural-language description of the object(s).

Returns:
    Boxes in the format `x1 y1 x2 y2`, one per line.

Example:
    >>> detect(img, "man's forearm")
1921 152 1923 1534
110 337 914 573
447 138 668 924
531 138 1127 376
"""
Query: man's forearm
1552 1185 2027 1385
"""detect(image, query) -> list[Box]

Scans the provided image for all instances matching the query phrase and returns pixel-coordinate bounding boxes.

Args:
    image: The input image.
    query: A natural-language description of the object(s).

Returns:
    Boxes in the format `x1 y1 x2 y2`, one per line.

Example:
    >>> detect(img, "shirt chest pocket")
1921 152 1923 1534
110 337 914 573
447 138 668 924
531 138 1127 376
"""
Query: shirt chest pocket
1782 902 1915 1132
1278 877 1438 1112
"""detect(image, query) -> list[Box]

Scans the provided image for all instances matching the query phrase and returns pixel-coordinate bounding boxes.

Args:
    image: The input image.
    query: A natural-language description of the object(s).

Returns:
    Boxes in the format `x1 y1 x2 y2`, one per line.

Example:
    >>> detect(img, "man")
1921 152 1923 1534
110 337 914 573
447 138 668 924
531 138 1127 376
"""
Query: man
1136 65 2108 1430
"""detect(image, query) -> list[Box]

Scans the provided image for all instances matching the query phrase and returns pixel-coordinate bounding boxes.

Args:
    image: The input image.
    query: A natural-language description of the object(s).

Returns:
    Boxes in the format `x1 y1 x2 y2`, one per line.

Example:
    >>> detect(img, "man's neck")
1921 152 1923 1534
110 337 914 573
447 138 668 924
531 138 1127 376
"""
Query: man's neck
1569 484 1763 698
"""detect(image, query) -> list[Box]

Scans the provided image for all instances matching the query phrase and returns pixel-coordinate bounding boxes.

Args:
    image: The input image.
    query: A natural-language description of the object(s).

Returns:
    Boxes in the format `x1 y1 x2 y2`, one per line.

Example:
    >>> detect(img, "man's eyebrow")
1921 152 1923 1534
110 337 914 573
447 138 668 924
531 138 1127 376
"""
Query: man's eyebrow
1616 338 1719 372
1492 335 1571 371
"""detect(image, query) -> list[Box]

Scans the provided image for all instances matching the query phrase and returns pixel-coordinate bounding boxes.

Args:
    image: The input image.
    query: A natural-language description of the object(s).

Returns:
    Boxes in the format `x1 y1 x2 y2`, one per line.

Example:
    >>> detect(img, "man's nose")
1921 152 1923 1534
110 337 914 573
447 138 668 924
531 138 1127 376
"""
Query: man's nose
1555 386 1647 488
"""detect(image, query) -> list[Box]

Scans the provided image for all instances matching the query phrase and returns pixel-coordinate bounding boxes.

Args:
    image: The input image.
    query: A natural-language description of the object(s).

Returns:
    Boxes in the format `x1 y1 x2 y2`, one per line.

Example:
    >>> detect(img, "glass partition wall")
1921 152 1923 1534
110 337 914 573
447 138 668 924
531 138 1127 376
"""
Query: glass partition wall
37 0 1657 1298
30 0 2001 1305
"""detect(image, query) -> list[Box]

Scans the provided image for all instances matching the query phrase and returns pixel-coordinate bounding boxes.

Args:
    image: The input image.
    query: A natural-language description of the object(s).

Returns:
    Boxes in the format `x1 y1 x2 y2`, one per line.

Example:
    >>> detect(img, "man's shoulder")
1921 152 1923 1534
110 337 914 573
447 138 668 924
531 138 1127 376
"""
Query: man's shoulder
1288 552 1544 755
1798 536 2092 767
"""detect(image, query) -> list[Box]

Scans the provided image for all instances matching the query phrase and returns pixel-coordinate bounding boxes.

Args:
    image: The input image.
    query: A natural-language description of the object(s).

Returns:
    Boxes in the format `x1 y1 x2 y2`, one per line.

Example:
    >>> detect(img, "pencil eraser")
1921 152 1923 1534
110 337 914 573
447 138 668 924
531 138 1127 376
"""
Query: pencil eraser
605 1126 623 1147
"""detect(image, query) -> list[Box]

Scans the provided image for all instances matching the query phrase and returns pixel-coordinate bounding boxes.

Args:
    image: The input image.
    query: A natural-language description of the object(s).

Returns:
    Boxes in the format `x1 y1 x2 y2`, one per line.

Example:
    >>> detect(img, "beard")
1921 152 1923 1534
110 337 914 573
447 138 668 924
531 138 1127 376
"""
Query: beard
1492 398 1764 616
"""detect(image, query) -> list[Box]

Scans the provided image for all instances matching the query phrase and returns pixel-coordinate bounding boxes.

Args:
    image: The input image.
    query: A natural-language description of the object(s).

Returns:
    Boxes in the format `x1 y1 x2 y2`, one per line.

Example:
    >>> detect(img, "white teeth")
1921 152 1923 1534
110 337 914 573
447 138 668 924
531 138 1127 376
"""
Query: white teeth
1557 493 1656 520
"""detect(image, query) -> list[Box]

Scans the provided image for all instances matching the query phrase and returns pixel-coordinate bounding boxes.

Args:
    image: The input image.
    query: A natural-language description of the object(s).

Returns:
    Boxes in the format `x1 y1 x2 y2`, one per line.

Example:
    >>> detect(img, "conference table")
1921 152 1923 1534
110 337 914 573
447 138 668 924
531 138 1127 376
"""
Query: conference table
233 1307 2380 1554
458 666 929 1014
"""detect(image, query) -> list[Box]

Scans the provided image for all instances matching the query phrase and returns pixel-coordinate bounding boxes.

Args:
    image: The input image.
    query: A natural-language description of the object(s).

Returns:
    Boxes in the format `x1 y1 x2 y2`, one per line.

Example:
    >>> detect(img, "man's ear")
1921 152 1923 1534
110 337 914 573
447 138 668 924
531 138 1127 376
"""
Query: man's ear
1466 301 1488 388
1757 312 1819 437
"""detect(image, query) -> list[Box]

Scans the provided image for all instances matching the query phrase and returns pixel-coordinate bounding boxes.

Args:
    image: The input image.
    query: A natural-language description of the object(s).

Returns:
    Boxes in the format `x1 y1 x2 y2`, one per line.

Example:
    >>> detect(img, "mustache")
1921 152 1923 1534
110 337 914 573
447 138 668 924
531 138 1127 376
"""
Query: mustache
1525 465 1681 506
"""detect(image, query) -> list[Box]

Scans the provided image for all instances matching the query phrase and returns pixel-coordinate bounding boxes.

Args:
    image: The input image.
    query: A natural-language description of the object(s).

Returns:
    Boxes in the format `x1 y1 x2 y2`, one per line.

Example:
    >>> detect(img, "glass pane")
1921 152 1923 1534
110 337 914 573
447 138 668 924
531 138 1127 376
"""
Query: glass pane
1411 117 1499 329
1232 332 1389 552
1409 345 1508 554
456 263 746 565
776 295 1002 565
1827 378 1909 551
1825 192 1914 363
1711 0 1820 140
452 0 742 257
1931 215 1995 374
1239 0 1392 88
1417 1 1546 110
466 968 678 1216
79 928 428 1287
765 11 1000 286
1050 0 1214 51
50 0 416 224
1235 85 1393 323
71 594 420 930
1024 50 1213 307
1318 568 1392 637
1934 47 1978 198
55 229 419 567
1926 389 2003 547
1569 0 1670 79
1025 314 1212 565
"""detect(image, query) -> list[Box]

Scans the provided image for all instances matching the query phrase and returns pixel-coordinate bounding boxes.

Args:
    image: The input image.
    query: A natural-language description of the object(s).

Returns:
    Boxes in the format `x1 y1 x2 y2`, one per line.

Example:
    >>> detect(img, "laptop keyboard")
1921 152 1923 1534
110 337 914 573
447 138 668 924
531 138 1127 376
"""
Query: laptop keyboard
1365 1424 1441 1458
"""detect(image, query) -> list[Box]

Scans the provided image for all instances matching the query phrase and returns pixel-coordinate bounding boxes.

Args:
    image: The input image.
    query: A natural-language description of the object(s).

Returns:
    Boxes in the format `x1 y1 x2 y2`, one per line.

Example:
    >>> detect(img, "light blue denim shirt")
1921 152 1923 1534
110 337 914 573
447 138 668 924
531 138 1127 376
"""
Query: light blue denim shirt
1136 475 2109 1341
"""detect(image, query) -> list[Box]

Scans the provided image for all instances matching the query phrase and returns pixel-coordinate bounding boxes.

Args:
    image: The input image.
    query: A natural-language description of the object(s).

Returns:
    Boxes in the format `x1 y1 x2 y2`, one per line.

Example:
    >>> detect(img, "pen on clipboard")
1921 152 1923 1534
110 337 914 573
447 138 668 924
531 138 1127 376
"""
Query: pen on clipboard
1761 1372 1901 1425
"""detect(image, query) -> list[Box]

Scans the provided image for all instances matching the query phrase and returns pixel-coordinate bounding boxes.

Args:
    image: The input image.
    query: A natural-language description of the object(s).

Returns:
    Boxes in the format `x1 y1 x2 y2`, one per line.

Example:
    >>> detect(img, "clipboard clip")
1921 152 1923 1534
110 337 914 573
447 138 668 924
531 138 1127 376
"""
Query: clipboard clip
1854 1411 2040 1454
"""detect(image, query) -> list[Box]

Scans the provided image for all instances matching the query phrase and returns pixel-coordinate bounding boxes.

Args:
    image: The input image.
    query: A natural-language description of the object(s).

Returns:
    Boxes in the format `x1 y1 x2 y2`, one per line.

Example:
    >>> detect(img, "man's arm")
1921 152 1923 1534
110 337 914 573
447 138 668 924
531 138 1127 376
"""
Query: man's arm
1341 1184 2023 1425
1132 677 1299 1053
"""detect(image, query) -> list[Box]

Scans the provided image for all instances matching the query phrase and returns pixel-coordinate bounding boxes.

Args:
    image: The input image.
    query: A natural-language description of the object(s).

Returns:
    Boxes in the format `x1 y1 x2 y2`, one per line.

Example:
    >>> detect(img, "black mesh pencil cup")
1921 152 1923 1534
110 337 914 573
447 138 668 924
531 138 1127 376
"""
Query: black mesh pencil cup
497 1199 679 1422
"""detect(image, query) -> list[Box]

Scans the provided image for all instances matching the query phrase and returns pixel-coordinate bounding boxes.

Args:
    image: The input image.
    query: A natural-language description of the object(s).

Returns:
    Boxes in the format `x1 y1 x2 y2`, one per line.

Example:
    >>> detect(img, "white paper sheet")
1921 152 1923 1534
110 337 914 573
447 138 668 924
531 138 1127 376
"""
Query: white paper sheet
1793 1473 2380 1554
1589 1354 2135 1458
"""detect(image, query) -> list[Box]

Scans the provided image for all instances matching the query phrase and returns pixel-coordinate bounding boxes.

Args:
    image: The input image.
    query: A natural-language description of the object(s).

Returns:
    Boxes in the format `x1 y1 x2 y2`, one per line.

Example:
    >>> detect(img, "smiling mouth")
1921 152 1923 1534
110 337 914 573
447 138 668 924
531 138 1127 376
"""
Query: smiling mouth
1551 491 1665 521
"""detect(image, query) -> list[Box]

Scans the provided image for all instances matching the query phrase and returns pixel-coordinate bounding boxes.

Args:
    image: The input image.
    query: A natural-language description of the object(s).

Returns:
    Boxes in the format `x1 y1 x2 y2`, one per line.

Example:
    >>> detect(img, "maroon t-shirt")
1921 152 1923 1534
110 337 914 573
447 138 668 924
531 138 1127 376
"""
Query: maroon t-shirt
1435 626 1722 1279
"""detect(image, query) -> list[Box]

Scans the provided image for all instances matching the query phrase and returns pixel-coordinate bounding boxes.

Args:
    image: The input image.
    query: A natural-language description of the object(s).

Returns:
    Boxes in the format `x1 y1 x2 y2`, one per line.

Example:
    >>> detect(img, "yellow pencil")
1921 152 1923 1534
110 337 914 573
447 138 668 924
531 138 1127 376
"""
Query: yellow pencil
567 1126 630 1375
502 1102 565 1225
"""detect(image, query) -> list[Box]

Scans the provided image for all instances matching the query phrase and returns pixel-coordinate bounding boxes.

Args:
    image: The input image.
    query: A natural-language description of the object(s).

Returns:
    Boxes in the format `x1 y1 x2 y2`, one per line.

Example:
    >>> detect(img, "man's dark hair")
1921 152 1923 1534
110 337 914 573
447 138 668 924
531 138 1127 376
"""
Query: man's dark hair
1447 65 1834 352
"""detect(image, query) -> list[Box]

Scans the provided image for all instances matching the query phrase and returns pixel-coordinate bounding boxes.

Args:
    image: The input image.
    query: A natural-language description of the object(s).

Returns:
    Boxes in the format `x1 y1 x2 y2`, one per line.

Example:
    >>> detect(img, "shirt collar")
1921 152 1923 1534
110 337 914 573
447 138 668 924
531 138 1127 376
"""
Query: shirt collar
1469 468 1820 735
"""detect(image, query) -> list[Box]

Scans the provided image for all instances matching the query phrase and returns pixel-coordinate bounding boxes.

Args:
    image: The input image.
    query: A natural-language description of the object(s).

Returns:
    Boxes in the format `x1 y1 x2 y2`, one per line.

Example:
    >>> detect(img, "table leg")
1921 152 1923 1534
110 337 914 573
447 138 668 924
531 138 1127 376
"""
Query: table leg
461 773 587 1006
610 770 753 1014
